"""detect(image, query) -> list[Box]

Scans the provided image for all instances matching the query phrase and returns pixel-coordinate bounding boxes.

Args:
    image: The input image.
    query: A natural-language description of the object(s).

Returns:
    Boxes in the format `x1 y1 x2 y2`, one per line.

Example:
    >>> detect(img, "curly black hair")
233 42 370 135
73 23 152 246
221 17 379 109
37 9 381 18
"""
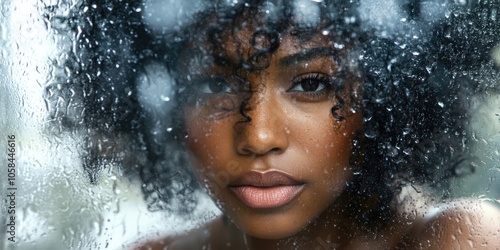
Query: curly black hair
45 0 500 230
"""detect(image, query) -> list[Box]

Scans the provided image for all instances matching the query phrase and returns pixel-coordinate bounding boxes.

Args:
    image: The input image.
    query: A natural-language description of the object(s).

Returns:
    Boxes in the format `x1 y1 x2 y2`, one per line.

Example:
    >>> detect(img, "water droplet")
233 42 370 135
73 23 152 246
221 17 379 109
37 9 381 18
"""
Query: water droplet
403 128 412 135
160 95 170 102
467 239 474 248
285 127 291 134
365 129 378 139
403 148 412 155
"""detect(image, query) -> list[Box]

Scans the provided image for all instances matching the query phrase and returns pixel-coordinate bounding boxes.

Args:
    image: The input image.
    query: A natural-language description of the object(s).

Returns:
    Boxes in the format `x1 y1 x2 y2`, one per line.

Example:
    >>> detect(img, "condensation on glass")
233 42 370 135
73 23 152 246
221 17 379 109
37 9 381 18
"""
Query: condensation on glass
0 0 498 249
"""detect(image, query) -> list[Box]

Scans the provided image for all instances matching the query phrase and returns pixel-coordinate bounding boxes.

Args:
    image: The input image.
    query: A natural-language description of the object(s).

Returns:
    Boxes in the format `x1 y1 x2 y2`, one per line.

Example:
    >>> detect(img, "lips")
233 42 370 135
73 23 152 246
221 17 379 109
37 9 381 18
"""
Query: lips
228 170 305 209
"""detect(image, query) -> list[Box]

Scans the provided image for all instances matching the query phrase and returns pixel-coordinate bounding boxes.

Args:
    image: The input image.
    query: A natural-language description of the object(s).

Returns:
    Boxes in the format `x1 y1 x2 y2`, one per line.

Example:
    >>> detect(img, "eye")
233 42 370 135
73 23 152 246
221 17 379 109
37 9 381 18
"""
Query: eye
198 78 233 94
288 73 330 93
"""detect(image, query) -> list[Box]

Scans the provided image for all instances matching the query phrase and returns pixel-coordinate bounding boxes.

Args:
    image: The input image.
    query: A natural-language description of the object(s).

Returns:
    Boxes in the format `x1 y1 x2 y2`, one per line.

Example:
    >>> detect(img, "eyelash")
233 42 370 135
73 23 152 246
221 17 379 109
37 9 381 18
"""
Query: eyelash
185 75 244 109
287 73 335 101
191 75 236 95
190 73 338 103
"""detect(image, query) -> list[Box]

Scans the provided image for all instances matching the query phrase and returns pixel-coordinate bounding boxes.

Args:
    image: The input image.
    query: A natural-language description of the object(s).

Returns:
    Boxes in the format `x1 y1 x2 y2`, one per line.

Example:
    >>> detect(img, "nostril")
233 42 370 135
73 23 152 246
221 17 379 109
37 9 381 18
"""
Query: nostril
238 146 282 156
260 147 284 156
236 141 252 155
236 134 286 156
269 147 282 153
239 148 253 156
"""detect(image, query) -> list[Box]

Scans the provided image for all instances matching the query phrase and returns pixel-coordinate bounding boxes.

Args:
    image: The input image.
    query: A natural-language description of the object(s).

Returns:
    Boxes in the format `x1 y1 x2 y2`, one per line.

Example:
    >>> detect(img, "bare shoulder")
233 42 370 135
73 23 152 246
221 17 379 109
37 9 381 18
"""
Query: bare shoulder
404 198 500 249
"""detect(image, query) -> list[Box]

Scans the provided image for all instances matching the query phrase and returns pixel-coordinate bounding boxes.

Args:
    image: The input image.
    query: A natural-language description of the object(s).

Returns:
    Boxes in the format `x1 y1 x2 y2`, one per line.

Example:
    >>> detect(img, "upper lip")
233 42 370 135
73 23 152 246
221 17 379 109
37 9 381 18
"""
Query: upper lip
229 170 304 187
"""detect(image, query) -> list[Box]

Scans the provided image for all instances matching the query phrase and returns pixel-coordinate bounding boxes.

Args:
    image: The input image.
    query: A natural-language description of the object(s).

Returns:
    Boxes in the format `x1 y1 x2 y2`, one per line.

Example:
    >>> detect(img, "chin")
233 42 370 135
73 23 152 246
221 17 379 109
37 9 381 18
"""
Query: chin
228 207 313 240
243 223 306 240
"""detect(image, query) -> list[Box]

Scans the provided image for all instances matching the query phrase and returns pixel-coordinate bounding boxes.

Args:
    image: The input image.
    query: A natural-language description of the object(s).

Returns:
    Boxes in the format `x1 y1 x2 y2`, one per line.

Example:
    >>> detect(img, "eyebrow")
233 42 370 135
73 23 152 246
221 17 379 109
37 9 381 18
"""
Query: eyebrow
277 47 338 68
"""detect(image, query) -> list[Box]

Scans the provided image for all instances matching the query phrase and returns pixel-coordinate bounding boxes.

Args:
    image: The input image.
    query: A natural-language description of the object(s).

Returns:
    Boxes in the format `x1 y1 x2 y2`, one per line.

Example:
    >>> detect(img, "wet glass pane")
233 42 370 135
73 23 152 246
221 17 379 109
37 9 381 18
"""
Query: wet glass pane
1 0 499 249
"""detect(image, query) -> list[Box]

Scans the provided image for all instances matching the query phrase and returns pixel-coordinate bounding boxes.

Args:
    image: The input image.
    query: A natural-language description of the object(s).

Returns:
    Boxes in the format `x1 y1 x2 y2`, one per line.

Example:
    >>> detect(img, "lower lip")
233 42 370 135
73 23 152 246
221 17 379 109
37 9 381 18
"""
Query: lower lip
229 185 304 209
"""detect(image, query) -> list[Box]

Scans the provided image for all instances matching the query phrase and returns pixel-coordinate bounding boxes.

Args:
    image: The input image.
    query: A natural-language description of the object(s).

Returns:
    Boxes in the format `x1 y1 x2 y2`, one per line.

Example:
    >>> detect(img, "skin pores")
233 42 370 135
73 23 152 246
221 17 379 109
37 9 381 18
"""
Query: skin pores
182 28 363 240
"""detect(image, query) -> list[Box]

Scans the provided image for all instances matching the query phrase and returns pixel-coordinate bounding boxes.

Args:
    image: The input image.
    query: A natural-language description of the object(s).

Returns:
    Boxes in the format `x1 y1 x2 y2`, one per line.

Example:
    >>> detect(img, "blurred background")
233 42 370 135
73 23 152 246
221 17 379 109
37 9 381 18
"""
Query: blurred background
1 0 499 249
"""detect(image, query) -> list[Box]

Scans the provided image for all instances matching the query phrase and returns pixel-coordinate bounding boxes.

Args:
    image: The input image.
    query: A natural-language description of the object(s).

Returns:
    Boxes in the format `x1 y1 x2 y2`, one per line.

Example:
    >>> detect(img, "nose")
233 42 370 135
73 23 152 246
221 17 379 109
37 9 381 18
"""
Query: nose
235 96 289 156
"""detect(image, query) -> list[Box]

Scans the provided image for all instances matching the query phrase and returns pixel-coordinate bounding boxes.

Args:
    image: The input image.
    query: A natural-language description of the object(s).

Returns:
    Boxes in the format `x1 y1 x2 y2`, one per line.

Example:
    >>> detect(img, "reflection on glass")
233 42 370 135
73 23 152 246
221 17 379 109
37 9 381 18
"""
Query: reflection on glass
1 0 499 249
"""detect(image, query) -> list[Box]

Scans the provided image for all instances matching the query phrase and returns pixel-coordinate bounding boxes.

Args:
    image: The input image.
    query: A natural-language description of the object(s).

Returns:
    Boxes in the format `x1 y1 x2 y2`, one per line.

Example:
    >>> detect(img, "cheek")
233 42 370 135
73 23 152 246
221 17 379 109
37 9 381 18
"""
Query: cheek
185 132 225 197
318 135 354 189
326 132 354 167
186 129 218 170
309 115 362 187
184 114 216 168
184 113 238 193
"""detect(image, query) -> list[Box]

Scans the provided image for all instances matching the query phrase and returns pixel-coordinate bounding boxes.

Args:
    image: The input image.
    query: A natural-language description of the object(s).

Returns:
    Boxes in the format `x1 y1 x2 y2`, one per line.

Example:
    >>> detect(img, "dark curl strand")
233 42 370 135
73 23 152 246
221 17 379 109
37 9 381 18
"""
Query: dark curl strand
46 0 500 229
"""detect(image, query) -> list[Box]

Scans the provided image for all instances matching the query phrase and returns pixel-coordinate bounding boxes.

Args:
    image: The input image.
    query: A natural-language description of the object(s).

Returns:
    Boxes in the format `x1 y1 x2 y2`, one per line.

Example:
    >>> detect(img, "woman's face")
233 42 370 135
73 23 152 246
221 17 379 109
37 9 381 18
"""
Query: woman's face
182 26 363 239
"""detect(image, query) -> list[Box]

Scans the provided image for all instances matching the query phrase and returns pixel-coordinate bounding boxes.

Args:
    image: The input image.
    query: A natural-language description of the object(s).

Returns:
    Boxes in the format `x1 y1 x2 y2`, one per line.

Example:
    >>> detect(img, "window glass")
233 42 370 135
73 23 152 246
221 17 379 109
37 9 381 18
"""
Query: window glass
1 0 499 249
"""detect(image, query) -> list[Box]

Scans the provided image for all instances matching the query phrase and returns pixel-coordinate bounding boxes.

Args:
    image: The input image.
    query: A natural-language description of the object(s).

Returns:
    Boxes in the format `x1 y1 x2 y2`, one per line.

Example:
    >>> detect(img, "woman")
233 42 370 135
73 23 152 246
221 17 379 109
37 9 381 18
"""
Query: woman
131 1 500 249
48 0 499 249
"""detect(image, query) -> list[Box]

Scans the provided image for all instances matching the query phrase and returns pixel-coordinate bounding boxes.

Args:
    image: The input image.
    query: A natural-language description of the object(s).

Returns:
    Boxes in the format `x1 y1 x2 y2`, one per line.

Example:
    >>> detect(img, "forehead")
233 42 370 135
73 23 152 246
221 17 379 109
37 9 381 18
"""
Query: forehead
230 27 333 60
181 25 339 73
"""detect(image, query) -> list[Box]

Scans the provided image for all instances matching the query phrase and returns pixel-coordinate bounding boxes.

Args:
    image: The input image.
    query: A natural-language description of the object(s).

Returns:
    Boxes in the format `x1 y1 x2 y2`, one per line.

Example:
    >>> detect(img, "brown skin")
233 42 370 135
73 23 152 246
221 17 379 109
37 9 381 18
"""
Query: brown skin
401 199 500 249
135 26 500 250
184 29 363 244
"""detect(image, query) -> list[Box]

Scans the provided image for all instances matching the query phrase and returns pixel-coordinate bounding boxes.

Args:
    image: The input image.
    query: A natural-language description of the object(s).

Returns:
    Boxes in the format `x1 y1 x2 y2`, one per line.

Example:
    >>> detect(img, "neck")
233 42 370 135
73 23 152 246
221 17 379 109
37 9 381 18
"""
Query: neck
239 194 356 250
